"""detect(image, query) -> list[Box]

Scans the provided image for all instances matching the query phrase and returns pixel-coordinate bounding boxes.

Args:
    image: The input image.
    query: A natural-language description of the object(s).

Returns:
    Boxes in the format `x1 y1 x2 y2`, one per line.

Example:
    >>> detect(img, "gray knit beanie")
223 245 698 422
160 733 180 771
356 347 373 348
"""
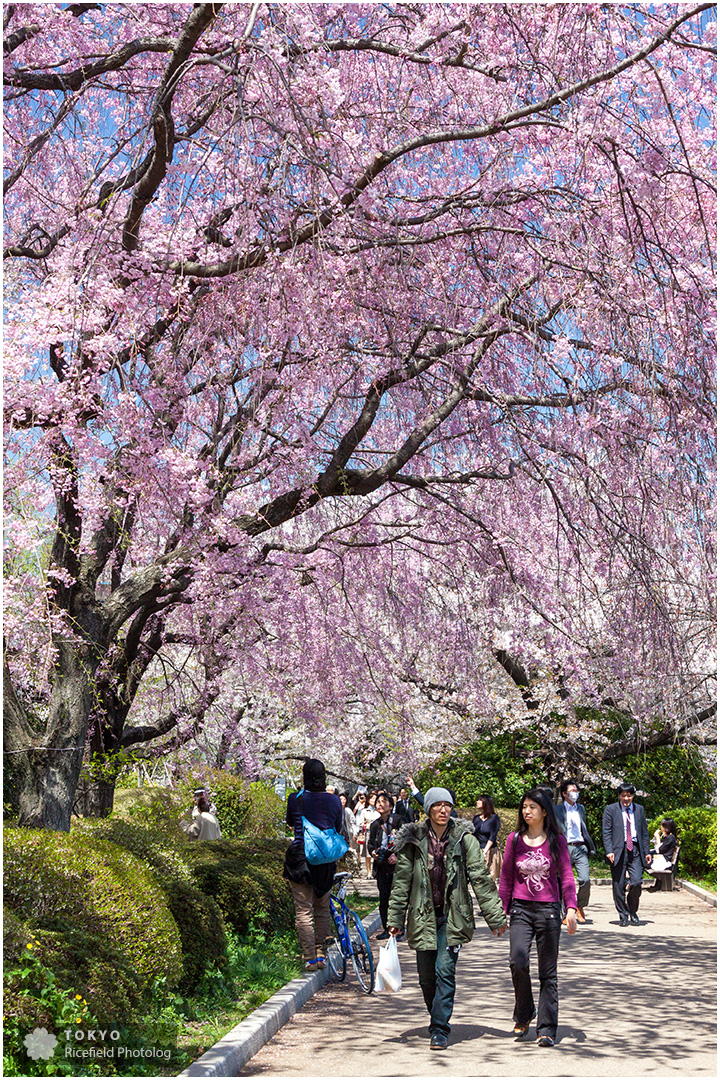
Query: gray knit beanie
423 787 454 813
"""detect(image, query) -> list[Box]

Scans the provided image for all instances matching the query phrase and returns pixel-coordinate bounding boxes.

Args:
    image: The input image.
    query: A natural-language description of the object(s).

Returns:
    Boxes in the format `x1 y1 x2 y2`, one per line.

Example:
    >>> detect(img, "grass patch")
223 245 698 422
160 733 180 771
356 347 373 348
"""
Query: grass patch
679 872 717 893
589 858 612 879
163 925 304 1075
343 891 379 920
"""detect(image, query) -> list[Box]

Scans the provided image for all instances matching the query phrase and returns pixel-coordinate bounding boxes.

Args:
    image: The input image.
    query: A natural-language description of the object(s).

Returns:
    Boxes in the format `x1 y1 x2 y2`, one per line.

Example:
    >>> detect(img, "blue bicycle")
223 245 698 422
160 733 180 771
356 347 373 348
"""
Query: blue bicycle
327 872 375 993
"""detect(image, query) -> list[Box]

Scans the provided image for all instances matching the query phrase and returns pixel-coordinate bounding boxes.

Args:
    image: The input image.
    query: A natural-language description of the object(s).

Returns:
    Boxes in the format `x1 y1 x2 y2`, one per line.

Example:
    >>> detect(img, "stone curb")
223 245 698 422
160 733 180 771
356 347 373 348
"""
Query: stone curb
677 879 717 907
178 907 382 1077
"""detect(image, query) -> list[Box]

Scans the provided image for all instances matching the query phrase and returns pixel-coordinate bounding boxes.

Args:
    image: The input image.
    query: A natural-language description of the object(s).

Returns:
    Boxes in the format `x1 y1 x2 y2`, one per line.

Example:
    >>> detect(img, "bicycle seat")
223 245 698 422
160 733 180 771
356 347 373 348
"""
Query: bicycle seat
333 871 351 881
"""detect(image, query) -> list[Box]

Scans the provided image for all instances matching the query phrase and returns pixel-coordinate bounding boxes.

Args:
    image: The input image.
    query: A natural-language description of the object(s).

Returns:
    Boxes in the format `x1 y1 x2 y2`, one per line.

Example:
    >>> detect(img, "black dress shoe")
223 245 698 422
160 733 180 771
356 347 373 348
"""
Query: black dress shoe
619 915 629 926
376 930 390 940
430 1034 449 1050
629 913 640 925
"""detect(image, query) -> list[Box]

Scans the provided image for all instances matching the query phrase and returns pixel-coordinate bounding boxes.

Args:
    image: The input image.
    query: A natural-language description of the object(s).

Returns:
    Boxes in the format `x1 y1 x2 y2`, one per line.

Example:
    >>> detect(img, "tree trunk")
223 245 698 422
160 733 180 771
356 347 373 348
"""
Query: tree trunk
74 774 117 817
14 642 94 831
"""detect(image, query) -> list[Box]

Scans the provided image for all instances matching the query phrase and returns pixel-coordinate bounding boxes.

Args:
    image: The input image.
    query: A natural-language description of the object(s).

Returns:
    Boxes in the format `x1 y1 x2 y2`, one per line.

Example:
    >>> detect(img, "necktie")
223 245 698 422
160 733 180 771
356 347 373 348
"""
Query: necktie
625 810 633 851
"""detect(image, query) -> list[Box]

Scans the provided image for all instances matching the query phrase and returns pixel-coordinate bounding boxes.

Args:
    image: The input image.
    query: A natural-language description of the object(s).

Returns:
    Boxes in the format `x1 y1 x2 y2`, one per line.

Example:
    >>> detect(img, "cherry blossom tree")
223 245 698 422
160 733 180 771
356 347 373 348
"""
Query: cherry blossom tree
4 3 715 828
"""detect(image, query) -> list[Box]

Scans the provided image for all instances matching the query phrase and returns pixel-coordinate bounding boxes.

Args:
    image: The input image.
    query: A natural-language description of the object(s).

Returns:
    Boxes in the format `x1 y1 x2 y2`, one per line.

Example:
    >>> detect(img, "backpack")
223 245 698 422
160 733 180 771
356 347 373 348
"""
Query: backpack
297 791 349 865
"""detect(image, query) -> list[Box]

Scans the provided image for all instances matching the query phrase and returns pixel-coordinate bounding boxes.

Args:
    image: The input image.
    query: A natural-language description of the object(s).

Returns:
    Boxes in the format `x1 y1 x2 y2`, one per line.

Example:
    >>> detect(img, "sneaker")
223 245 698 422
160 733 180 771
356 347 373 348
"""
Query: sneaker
514 1008 536 1037
537 1035 555 1047
430 1034 448 1050
305 960 318 971
376 930 390 940
315 957 326 969
576 906 586 923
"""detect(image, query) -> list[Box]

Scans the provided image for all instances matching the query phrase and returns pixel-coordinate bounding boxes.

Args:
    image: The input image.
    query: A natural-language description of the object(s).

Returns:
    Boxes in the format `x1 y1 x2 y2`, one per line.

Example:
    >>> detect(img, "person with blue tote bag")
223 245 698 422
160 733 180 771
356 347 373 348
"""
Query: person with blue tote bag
283 758 347 971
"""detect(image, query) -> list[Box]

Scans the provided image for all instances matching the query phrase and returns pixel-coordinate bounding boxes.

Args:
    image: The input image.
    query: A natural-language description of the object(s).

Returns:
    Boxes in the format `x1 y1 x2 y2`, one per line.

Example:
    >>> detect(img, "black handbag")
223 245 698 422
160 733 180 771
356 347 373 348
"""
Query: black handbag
283 841 309 883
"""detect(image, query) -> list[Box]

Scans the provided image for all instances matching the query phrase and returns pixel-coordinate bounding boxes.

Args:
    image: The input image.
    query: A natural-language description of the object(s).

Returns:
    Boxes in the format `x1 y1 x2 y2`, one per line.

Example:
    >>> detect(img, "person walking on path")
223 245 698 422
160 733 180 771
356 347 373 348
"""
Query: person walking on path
499 787 577 1048
554 779 595 922
356 793 379 878
406 774 458 818
387 787 507 1051
602 783 652 925
367 791 404 939
394 787 418 825
282 758 344 971
472 795 502 881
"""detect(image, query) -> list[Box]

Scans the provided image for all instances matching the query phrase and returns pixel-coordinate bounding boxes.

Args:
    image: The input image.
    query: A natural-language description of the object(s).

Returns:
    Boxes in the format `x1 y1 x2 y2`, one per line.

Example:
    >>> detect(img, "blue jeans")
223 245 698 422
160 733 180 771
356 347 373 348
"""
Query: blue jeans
415 914 459 1037
568 844 591 909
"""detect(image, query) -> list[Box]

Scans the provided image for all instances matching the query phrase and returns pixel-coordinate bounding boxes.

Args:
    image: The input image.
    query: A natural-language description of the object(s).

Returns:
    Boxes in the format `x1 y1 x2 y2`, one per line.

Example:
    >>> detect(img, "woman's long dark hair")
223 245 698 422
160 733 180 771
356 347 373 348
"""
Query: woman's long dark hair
478 794 495 817
516 788 562 867
661 817 677 836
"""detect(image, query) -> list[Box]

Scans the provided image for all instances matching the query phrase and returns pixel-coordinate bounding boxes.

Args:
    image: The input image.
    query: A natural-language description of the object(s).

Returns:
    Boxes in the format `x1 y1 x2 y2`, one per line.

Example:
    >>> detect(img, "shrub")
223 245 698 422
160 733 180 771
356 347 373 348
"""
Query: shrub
580 745 716 844
648 807 717 877
4 915 144 1027
75 815 228 990
238 782 286 839
3 827 183 991
112 785 186 827
417 735 542 810
185 839 295 937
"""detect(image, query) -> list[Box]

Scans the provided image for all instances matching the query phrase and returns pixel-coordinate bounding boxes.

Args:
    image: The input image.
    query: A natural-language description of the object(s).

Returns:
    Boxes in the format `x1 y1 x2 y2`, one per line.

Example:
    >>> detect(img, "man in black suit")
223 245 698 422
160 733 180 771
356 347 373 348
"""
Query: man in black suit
554 779 596 923
394 787 418 825
602 783 652 926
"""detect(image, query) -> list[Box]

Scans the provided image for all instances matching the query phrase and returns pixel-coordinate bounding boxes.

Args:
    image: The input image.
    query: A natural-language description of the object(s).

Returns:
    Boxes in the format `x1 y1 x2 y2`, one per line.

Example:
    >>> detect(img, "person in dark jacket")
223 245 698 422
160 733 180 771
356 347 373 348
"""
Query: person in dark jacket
472 795 502 881
394 787 418 825
648 818 678 890
283 758 343 970
602 783 652 926
368 791 404 939
554 779 596 922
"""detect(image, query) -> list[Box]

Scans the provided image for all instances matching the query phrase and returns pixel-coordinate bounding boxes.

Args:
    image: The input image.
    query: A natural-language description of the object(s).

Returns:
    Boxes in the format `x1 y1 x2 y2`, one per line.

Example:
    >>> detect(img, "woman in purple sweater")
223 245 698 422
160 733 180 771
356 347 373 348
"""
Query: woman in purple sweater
499 787 577 1048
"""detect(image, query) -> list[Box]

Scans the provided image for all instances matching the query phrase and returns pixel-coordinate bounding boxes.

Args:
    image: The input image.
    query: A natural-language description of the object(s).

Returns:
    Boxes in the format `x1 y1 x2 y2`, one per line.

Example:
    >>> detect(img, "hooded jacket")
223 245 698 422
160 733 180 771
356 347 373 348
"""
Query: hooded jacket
387 817 507 950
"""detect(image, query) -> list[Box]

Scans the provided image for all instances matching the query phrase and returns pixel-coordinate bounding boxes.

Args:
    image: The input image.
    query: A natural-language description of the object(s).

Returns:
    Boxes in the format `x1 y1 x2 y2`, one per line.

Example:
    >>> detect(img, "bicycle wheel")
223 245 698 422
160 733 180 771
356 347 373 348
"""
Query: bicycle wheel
347 909 374 993
325 914 347 982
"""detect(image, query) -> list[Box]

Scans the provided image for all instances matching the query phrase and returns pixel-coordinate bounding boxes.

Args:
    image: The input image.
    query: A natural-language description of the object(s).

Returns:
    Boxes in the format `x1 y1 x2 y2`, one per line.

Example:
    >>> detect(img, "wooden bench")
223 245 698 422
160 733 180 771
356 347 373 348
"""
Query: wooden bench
647 843 680 891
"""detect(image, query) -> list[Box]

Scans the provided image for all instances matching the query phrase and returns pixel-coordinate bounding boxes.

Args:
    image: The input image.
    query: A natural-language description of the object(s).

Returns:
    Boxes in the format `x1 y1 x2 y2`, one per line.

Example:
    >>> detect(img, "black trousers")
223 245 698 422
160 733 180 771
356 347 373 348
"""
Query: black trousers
376 863 395 929
509 900 562 1039
611 844 644 916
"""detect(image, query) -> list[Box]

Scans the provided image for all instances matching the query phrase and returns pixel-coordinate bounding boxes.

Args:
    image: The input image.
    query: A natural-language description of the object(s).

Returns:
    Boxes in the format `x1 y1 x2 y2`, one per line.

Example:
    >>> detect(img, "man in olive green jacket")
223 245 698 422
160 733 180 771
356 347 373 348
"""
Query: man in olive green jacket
388 788 507 1050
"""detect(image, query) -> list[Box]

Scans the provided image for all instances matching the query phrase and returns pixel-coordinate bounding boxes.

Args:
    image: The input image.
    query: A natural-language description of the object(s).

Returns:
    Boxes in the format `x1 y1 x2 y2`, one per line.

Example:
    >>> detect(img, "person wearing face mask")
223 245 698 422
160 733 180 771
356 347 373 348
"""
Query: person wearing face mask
387 788 507 1051
602 783 652 926
554 780 596 923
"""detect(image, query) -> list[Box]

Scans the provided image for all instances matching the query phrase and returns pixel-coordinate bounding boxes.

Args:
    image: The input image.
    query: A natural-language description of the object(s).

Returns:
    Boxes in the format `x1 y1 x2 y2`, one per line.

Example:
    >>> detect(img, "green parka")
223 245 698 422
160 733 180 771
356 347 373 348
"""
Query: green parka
387 817 507 950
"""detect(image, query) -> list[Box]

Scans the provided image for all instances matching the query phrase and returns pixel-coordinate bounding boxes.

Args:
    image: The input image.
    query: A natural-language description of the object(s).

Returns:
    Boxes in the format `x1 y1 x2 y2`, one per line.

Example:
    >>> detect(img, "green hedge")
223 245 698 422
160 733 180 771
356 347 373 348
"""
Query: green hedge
186 839 295 937
580 746 715 845
417 735 541 809
4 916 145 1027
75 815 228 990
648 807 717 877
3 827 183 990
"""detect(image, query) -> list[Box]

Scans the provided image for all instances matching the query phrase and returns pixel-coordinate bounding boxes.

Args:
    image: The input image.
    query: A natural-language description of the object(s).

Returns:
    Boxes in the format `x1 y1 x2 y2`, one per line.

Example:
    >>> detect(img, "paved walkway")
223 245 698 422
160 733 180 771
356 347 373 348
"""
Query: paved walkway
238 880 716 1078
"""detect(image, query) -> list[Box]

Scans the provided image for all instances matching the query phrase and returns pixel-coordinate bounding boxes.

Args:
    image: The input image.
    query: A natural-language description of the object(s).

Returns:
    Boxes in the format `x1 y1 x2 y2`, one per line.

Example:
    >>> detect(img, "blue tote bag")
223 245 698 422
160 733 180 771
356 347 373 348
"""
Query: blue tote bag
297 791 348 865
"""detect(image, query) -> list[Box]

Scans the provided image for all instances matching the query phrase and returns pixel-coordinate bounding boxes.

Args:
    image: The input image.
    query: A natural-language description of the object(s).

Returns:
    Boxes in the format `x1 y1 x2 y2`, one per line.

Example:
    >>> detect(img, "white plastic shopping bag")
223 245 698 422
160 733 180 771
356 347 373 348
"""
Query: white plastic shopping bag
375 934 402 992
